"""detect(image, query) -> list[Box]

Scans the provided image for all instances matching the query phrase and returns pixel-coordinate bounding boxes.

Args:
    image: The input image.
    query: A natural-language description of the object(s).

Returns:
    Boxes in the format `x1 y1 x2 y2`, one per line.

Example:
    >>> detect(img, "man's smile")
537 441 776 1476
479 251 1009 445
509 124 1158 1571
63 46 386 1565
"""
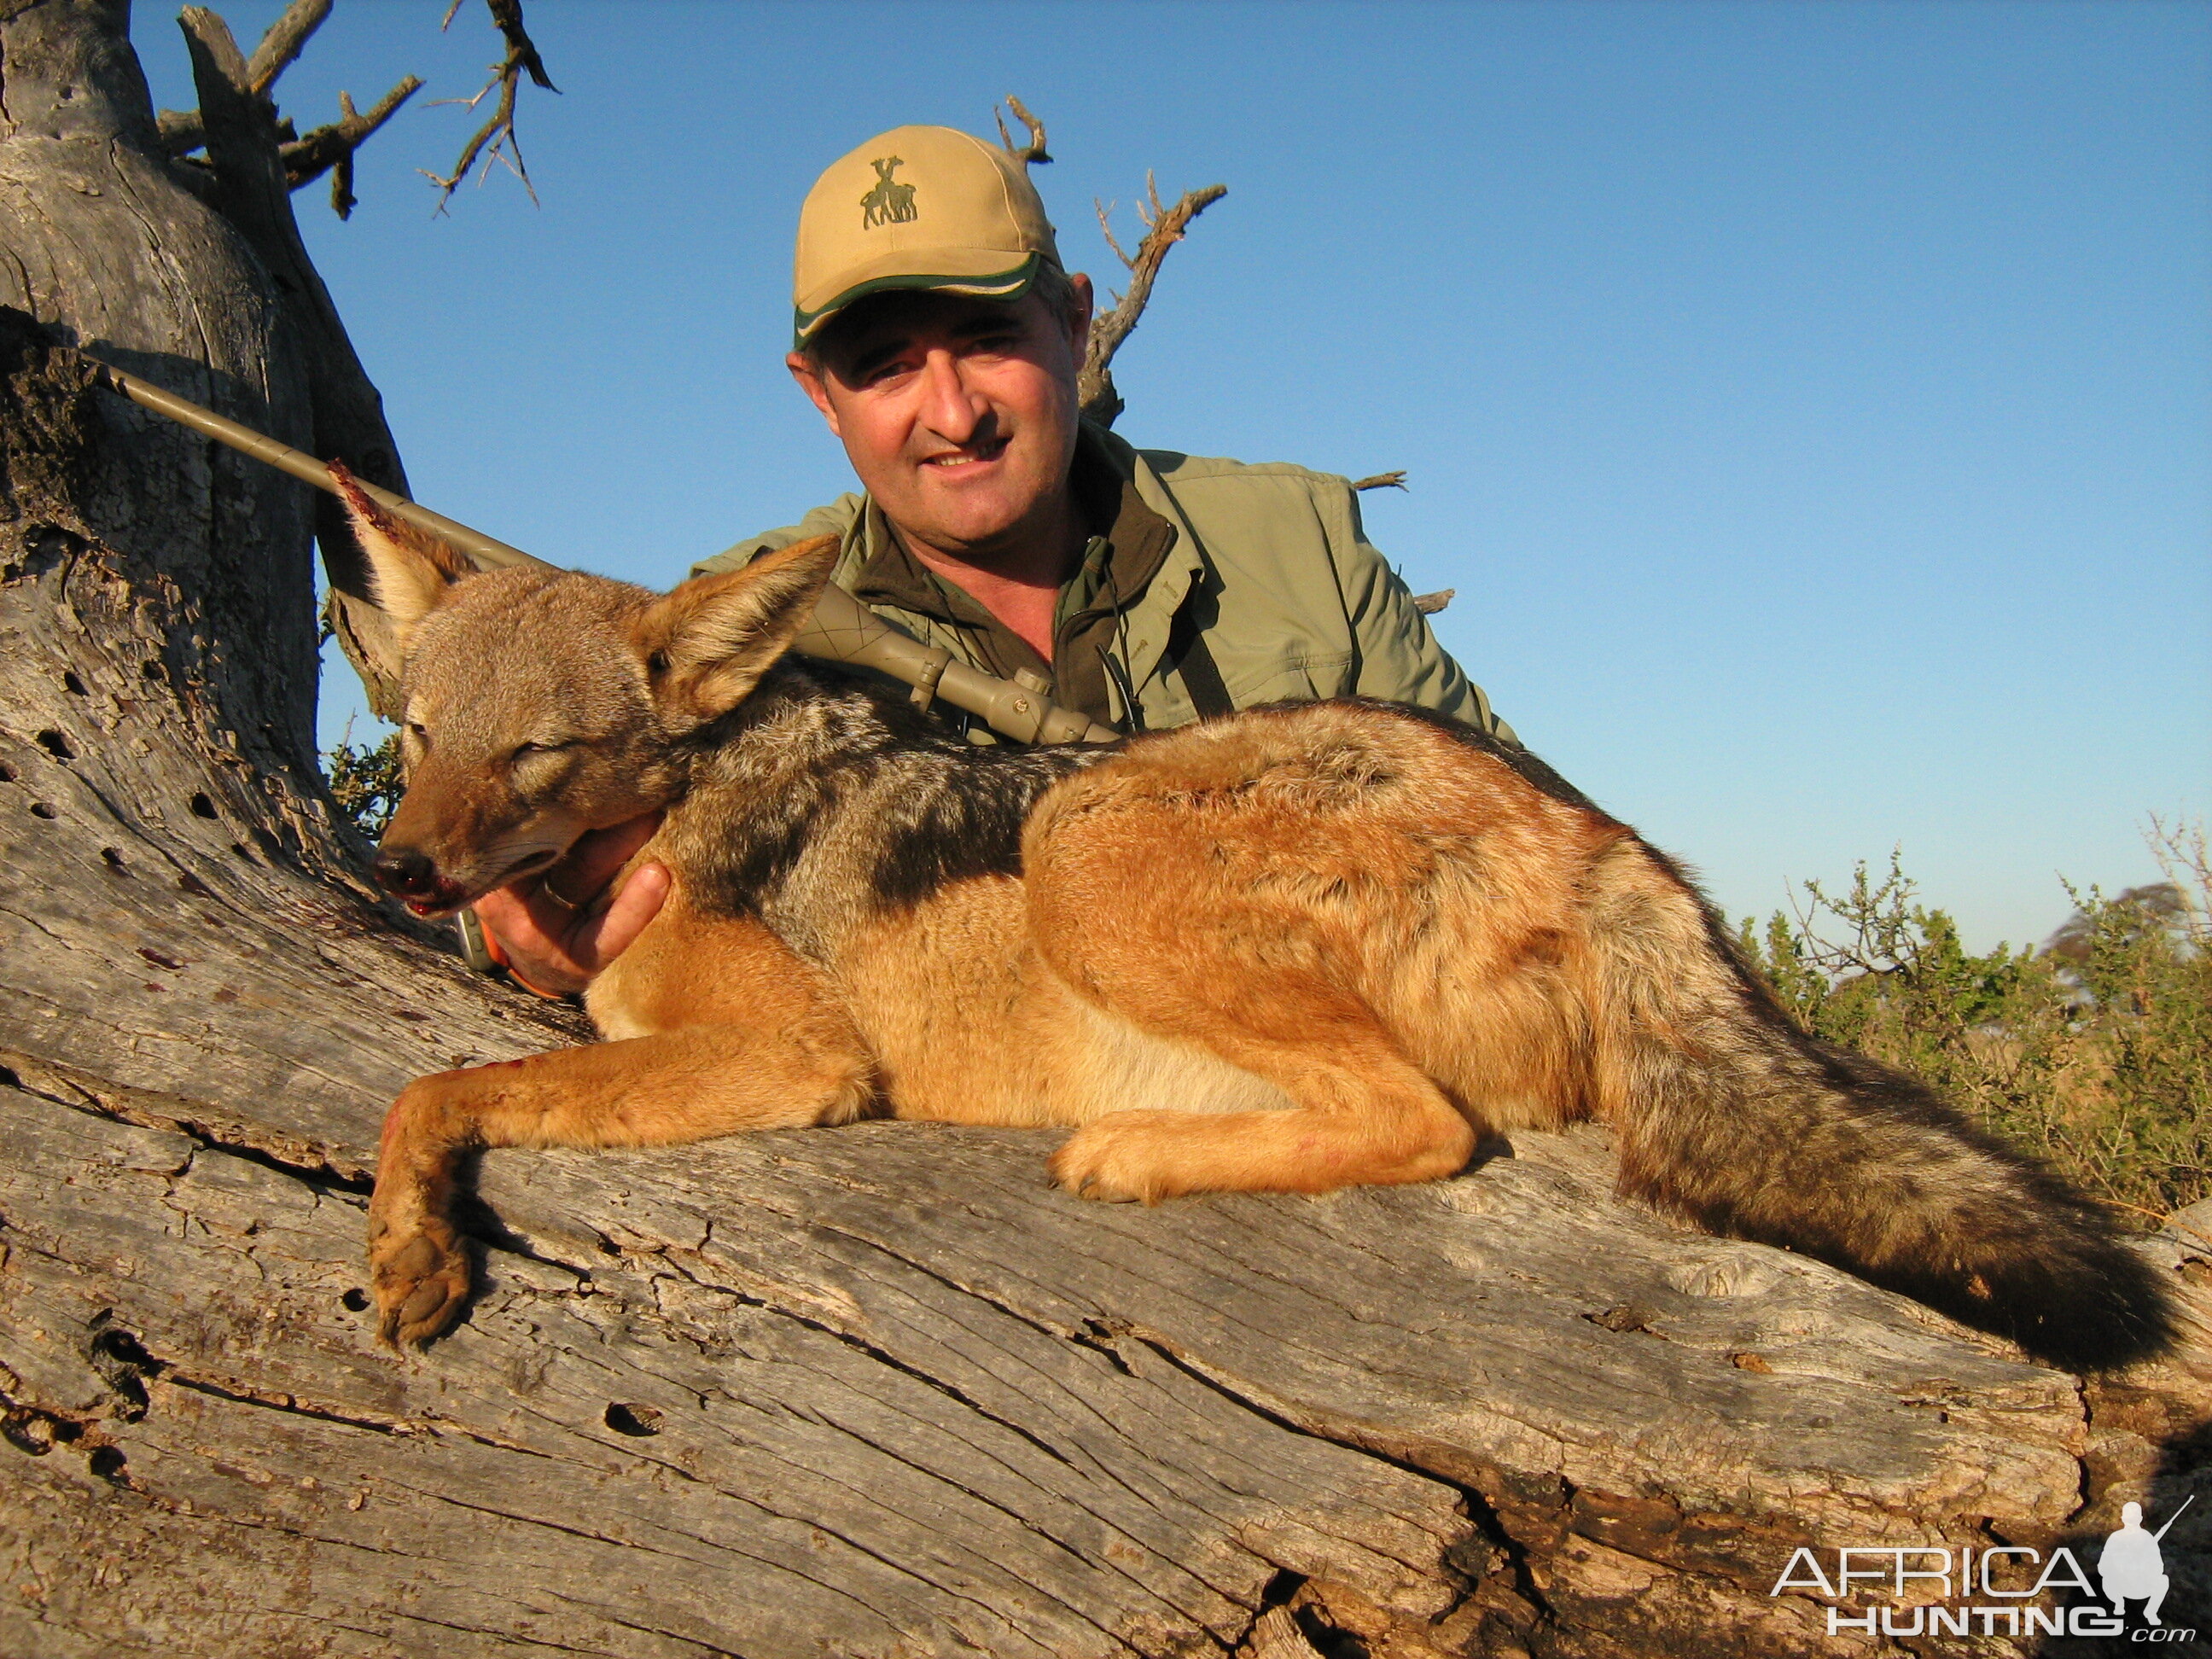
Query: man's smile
919 437 1010 470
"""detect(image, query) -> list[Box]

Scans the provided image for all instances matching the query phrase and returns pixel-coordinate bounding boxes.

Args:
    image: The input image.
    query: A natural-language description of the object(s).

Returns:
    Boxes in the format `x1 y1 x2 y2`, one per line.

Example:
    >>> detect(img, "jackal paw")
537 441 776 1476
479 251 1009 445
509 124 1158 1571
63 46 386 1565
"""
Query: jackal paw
366 1220 472 1348
1049 1116 1188 1204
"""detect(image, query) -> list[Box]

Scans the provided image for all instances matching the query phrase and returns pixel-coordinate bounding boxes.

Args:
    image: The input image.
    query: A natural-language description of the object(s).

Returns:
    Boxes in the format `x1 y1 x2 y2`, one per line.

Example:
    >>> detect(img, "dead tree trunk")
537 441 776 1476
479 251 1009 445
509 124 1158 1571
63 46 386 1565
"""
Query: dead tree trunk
0 7 2208 1657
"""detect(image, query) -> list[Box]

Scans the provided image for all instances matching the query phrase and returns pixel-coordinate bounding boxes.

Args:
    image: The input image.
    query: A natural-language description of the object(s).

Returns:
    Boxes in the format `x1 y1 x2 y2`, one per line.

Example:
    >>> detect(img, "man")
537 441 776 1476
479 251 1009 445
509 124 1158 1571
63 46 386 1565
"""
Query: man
478 124 1512 996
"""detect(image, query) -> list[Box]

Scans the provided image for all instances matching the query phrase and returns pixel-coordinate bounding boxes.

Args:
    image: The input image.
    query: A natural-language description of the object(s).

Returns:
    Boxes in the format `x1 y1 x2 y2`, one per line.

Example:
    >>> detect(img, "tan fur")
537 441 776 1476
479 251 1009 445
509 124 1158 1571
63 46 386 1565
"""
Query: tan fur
346 502 2175 1370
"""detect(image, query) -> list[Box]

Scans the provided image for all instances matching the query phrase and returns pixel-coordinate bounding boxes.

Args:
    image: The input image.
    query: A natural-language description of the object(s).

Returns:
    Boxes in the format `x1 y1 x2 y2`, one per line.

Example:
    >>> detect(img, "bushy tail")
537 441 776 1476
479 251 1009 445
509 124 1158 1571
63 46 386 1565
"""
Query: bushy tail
1585 841 2176 1372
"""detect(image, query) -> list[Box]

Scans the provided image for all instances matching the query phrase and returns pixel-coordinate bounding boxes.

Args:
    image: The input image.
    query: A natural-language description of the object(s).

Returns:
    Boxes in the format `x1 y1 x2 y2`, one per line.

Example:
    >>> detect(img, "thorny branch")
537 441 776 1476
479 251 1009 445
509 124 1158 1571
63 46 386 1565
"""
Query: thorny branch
424 0 560 214
1080 172 1228 427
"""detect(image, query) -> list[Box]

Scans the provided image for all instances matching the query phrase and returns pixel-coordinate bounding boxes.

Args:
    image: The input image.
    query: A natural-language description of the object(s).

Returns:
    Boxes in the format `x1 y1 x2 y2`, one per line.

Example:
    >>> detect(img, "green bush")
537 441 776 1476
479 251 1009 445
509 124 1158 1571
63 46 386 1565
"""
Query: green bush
325 731 404 841
1736 819 2212 1224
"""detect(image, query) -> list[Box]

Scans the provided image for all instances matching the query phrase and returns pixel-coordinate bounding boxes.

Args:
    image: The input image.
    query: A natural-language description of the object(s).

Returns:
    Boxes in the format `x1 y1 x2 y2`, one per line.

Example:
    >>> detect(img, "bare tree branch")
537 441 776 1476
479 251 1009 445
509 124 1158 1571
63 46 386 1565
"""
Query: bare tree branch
994 94 1050 166
1412 589 1455 615
423 0 559 213
159 0 331 158
1092 198 1135 271
1350 471 1407 492
243 0 332 96
282 77 424 213
1078 175 1226 427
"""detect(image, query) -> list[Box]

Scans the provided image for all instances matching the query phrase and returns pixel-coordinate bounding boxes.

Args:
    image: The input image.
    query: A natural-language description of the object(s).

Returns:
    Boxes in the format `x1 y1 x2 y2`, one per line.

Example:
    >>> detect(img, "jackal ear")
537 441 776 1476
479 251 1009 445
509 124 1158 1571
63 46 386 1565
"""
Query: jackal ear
329 461 474 643
633 535 840 721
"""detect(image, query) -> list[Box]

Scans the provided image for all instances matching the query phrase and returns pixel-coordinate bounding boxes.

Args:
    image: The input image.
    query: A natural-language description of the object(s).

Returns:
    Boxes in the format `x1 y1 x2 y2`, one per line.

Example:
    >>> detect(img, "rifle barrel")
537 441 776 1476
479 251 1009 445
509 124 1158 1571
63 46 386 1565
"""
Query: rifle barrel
87 359 1118 746
2154 1492 2195 1542
89 360 542 571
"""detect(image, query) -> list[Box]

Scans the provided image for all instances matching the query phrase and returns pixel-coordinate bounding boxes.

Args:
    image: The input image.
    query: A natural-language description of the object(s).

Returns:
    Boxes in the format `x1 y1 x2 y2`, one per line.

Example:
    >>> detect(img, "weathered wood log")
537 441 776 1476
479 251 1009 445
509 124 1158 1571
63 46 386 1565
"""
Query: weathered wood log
3 1039 2211 1656
0 5 2208 1656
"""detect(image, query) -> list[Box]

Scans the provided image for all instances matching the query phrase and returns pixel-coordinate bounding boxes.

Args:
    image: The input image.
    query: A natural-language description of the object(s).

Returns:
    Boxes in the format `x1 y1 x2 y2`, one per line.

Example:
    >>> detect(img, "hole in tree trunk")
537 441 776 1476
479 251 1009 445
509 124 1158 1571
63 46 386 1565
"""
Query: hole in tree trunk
603 1402 664 1437
189 793 218 818
34 730 73 761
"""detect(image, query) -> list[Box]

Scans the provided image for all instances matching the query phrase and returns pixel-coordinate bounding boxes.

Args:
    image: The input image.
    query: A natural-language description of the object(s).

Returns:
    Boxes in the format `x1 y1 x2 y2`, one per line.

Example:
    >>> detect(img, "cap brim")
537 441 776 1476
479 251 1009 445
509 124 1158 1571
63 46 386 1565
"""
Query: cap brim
793 251 1039 347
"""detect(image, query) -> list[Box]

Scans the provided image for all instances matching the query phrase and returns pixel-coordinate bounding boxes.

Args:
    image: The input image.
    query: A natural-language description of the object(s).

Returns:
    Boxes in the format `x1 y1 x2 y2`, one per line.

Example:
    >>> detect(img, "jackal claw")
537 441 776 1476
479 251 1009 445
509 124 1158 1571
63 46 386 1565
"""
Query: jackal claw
1050 1120 1175 1204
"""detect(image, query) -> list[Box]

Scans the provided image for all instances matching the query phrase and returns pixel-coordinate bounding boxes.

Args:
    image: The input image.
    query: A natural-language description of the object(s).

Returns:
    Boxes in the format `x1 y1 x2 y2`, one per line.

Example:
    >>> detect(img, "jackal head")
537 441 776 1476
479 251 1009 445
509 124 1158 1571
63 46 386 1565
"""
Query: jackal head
335 469 837 917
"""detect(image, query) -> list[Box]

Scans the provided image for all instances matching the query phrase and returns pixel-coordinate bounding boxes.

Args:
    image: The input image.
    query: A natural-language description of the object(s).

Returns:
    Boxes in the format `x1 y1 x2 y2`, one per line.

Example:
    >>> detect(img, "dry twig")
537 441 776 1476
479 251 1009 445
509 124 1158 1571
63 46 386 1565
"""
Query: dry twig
422 0 559 213
1350 471 1407 492
994 95 1051 166
1412 589 1455 615
292 81 425 218
242 0 331 94
975 97 1225 428
1079 173 1227 426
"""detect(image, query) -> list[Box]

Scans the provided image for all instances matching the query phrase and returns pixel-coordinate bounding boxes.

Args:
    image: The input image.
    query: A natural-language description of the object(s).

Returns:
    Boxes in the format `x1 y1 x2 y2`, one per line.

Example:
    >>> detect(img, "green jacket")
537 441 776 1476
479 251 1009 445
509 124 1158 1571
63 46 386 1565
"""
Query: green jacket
696 426 1515 744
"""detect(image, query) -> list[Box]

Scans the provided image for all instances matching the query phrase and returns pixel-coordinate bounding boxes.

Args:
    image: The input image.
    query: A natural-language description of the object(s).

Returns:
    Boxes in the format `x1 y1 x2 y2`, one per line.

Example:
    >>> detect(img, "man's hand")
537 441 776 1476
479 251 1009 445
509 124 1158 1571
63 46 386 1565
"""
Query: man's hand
473 813 668 998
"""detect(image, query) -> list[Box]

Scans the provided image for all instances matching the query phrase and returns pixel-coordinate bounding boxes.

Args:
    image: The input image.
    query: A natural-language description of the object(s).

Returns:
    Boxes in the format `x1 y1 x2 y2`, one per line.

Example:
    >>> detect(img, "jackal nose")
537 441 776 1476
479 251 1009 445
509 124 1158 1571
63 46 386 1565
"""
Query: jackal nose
372 846 445 903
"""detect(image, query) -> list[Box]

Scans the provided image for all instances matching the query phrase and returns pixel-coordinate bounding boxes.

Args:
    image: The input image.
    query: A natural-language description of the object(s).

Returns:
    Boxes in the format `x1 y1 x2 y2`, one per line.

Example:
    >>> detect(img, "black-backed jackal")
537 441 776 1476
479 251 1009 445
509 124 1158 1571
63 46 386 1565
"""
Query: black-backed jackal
340 476 2174 1371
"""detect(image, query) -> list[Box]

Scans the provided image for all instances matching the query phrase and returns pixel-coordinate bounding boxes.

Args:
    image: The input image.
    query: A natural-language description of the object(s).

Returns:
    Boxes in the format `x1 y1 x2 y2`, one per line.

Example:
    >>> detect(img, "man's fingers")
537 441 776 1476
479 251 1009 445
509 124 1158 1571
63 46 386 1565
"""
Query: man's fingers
473 885 562 964
469 812 666 997
473 885 591 997
552 813 664 897
574 861 670 966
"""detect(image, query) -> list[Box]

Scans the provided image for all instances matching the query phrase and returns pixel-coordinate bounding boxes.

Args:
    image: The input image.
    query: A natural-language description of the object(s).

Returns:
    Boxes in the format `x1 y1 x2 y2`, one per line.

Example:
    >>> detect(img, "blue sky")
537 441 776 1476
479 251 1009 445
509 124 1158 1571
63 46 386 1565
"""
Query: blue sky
131 0 2210 949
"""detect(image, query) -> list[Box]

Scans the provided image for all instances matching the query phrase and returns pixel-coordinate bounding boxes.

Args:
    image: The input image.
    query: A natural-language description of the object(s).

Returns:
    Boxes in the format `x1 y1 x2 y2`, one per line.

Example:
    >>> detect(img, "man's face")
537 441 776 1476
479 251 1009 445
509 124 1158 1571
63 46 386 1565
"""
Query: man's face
787 279 1092 564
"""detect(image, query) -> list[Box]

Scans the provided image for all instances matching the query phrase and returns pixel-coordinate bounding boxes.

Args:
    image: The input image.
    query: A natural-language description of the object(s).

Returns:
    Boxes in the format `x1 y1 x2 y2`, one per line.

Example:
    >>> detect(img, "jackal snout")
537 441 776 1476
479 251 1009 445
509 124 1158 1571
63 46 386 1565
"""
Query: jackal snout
370 842 466 913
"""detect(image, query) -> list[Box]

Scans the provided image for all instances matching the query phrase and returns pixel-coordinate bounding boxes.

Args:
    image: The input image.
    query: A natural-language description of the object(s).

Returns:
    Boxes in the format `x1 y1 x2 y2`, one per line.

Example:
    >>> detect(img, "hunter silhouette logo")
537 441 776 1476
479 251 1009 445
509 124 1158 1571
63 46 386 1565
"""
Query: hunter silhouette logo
859 156 917 228
2102 1496 2192 1627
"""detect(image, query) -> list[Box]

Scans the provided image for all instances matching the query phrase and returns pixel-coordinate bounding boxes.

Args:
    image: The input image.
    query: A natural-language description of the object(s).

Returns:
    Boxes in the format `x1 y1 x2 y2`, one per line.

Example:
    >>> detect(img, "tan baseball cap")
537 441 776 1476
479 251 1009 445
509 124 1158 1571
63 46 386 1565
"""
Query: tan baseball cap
793 125 1062 348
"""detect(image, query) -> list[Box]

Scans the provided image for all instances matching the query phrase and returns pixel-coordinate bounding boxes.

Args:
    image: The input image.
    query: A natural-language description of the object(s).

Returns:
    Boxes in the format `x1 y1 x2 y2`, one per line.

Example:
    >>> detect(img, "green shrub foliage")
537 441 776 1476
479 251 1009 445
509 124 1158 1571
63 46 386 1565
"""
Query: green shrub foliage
1737 819 2212 1223
325 731 404 842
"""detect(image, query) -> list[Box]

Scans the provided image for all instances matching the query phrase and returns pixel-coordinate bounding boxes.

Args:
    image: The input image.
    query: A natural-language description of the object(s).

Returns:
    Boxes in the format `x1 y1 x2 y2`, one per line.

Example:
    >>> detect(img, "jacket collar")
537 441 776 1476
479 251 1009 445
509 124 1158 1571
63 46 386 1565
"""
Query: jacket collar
841 423 1185 719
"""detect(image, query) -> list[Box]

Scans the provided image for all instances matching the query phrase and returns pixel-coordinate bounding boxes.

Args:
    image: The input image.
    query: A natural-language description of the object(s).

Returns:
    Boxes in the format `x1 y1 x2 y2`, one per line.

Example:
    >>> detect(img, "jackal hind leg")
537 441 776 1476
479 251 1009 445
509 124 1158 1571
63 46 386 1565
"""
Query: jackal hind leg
1047 988 1475 1202
1041 946 1476 1203
369 1021 873 1346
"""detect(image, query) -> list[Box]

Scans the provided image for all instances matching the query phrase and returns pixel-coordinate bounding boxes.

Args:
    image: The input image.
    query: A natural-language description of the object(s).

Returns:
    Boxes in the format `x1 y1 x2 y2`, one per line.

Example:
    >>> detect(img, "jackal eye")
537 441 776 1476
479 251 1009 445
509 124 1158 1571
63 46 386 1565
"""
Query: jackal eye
645 649 670 677
510 739 577 765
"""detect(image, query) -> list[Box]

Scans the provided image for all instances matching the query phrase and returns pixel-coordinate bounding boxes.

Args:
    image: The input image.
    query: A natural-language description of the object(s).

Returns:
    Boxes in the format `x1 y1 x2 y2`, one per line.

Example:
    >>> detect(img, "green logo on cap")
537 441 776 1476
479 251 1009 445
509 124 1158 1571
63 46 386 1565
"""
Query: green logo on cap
859 156 918 230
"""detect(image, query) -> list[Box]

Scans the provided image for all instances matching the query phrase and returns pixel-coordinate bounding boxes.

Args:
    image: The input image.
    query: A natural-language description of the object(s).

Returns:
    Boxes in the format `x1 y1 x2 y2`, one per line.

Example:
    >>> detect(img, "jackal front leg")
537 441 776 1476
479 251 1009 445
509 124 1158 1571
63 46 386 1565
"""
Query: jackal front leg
369 1021 874 1346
